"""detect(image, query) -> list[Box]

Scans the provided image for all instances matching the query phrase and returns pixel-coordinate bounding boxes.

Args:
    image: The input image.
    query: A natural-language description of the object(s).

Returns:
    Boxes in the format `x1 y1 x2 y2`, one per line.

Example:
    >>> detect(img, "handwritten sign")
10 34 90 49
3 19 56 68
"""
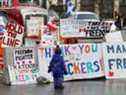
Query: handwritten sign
60 19 111 38
103 42 126 79
38 43 104 81
26 17 43 39
41 26 58 46
2 20 24 47
8 47 39 85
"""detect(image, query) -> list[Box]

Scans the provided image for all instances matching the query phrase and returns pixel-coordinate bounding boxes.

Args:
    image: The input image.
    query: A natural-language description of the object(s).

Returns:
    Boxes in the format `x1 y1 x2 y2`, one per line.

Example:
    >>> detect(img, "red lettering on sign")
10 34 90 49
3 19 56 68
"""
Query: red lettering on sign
2 37 20 47
6 23 15 35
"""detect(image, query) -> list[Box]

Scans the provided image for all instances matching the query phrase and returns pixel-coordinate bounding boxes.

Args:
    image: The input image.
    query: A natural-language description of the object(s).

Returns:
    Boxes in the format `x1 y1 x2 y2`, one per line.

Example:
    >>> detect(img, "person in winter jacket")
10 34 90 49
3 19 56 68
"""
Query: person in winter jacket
48 45 67 89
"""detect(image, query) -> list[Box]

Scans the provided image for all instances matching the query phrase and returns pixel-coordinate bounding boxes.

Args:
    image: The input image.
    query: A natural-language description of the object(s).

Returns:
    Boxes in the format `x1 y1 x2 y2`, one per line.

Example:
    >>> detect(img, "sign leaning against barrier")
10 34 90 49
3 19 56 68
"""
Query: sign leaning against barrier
6 47 39 85
38 43 104 81
103 42 126 79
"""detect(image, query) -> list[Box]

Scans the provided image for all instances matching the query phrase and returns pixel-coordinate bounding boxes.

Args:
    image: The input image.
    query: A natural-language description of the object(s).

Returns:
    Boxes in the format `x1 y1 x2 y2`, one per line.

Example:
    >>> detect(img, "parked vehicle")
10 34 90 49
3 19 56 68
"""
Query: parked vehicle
73 11 116 32
74 11 99 21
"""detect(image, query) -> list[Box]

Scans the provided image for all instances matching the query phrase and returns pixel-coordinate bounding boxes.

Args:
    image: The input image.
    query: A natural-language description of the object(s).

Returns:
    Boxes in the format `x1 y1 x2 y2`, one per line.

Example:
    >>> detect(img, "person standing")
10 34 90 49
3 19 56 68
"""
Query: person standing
48 45 67 89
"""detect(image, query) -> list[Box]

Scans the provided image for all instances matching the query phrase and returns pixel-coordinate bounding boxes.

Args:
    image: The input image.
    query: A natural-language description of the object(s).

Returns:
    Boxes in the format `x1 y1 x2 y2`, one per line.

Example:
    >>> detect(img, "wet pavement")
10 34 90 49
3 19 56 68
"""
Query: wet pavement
0 79 126 95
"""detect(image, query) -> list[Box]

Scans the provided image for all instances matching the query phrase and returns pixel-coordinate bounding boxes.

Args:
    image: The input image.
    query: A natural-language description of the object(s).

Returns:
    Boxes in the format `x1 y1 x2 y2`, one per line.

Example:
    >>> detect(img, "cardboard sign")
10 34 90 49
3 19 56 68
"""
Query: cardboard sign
103 42 126 79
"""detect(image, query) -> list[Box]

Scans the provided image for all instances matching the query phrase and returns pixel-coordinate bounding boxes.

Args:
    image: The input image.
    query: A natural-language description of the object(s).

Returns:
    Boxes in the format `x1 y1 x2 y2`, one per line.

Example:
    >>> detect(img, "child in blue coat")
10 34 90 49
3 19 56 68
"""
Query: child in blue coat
48 45 67 89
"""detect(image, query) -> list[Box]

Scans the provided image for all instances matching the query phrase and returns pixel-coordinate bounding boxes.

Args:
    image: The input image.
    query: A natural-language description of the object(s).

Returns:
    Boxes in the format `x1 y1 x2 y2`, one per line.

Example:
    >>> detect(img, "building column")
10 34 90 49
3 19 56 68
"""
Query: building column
76 0 81 11
113 0 120 18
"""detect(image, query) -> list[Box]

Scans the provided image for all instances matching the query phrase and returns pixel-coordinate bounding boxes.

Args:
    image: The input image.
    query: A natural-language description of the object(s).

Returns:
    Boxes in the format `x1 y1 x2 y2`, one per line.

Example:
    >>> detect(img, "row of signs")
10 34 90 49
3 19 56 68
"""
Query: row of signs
4 42 126 85
0 18 113 48
60 19 112 38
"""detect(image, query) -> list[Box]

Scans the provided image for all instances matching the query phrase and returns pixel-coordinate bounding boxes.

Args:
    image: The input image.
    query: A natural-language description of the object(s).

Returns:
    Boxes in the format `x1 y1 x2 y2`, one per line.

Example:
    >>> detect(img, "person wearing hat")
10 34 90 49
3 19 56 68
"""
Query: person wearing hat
48 45 67 89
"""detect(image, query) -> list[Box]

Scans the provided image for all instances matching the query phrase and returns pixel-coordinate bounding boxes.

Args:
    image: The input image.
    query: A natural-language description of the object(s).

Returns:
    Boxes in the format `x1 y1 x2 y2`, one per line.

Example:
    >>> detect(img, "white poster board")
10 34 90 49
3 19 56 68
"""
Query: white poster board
38 43 104 81
41 26 58 46
103 42 126 79
8 47 39 85
105 31 123 42
26 17 43 39
60 19 111 38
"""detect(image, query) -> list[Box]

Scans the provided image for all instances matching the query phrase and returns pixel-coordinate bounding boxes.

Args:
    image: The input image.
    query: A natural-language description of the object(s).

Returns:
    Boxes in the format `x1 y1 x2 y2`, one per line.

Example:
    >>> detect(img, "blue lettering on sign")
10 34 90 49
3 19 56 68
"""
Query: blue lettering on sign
45 48 52 58
108 59 115 69
78 44 84 54
67 63 73 75
107 45 114 53
122 45 126 52
65 60 101 75
92 44 98 52
93 61 100 72
64 46 71 55
108 58 126 70
81 62 86 73
123 58 126 68
116 58 122 69
107 44 126 54
116 45 122 53
86 62 93 73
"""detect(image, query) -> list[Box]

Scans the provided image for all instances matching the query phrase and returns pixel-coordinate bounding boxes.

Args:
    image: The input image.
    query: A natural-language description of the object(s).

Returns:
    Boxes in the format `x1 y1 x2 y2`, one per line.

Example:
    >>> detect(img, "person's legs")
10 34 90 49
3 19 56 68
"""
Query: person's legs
54 77 60 89
57 77 64 89
54 77 64 89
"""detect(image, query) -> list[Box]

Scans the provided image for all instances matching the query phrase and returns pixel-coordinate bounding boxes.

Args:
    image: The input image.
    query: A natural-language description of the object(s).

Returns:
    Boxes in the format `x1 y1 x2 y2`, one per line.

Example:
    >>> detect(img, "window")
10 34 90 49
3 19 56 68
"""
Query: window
77 14 99 20
19 0 32 3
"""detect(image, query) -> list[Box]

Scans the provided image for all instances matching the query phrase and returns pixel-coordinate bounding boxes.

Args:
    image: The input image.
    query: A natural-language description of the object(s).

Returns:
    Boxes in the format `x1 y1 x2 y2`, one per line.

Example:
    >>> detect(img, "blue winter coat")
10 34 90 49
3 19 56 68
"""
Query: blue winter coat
48 54 66 78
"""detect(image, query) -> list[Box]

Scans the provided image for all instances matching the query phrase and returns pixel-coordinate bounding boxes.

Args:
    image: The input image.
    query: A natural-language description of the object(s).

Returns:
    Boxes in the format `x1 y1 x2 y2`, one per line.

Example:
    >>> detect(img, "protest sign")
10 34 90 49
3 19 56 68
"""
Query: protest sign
7 47 39 85
103 42 126 79
38 43 104 81
60 19 111 38
2 20 24 47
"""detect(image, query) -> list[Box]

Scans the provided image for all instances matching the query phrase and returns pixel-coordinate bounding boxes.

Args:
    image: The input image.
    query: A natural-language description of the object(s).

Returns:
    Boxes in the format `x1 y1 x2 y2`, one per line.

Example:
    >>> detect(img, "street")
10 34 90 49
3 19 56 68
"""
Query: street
0 79 126 95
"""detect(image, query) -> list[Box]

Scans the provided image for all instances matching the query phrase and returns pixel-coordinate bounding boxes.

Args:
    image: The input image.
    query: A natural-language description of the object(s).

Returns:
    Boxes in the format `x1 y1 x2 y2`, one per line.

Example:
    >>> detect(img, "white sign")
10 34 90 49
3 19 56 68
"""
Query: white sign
8 47 39 85
105 31 123 42
26 17 43 38
60 19 111 38
38 43 104 81
41 26 58 46
103 42 126 79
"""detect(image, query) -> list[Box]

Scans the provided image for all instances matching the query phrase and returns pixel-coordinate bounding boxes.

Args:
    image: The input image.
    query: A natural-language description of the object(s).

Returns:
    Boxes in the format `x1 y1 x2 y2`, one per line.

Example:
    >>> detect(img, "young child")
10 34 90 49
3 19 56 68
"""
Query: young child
48 45 67 89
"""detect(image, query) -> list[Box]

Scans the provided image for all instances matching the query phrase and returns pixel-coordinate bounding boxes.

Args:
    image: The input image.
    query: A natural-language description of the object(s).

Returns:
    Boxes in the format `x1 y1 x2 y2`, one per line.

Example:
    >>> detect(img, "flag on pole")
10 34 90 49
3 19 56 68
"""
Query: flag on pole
64 0 75 17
